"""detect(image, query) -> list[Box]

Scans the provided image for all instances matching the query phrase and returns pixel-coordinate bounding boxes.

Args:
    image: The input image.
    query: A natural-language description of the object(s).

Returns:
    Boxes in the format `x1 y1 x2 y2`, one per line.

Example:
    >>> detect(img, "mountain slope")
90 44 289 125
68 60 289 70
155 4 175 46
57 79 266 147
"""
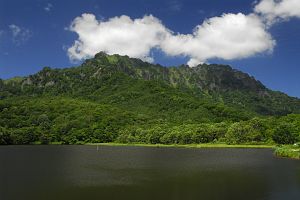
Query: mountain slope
1 52 300 145
2 52 299 116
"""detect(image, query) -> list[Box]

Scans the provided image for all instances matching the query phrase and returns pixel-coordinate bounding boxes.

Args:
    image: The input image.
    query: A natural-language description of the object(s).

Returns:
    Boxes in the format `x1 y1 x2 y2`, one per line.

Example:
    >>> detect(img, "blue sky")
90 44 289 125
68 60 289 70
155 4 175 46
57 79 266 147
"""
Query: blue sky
0 0 299 97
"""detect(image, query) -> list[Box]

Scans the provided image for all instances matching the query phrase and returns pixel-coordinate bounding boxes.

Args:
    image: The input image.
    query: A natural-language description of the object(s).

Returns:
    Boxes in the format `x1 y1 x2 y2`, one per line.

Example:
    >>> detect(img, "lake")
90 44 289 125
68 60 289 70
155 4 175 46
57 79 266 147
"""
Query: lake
0 145 299 200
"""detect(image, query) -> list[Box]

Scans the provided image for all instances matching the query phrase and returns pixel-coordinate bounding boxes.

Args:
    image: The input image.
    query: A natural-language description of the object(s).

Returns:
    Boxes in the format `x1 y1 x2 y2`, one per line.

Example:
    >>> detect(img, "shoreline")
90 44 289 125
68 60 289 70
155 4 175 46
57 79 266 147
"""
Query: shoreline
86 143 275 149
3 142 299 159
274 145 300 160
87 143 299 160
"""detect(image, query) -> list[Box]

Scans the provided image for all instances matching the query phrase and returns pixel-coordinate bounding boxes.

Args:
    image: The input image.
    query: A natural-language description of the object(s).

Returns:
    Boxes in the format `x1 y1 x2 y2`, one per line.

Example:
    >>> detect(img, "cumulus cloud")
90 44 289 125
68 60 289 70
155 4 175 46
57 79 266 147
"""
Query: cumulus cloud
8 24 32 45
254 0 300 25
161 13 275 65
68 12 275 66
44 3 53 12
68 14 168 62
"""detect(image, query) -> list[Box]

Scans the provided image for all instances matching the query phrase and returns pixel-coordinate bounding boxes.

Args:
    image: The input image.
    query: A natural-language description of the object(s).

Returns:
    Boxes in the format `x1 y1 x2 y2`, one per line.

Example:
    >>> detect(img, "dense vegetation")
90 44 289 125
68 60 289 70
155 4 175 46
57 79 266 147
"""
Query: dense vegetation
0 52 299 146
275 144 300 159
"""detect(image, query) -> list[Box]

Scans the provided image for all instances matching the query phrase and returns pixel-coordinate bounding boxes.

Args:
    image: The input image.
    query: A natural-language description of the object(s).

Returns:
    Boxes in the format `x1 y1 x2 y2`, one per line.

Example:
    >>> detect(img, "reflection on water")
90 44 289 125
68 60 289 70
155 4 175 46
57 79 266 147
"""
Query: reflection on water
0 146 299 200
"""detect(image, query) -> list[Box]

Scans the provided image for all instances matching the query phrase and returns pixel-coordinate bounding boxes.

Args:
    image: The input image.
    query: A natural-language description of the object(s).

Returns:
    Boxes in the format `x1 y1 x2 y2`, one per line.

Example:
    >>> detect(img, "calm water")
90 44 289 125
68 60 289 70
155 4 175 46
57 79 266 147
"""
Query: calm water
0 146 299 200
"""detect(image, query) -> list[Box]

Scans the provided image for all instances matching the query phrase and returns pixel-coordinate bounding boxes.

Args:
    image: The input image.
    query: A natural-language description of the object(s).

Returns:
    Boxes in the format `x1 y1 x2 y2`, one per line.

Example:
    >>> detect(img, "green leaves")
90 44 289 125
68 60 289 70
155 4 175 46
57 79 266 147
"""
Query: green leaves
272 123 297 145
0 53 300 145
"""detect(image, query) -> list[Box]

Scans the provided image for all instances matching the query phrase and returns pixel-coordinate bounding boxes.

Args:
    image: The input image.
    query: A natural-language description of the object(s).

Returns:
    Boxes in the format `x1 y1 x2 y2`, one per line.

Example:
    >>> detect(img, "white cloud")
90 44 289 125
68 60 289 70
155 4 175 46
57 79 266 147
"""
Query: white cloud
161 13 275 65
68 14 168 62
44 3 53 12
9 24 21 37
254 0 300 25
8 24 32 45
68 12 275 67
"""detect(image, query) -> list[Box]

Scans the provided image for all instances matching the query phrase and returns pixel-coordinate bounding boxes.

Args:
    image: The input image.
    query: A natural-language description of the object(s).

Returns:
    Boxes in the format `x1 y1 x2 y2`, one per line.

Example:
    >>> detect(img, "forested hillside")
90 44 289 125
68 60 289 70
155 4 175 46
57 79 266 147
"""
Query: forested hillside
0 52 299 145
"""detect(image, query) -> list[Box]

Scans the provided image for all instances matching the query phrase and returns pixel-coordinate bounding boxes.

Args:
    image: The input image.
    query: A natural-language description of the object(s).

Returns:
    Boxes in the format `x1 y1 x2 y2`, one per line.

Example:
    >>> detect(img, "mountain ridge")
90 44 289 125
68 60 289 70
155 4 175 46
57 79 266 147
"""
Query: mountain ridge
1 52 299 116
1 52 300 145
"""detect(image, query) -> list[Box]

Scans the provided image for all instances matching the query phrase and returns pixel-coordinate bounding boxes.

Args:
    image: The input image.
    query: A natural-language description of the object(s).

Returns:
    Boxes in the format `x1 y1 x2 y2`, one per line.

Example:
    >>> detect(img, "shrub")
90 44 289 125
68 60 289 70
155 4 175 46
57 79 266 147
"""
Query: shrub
272 124 297 144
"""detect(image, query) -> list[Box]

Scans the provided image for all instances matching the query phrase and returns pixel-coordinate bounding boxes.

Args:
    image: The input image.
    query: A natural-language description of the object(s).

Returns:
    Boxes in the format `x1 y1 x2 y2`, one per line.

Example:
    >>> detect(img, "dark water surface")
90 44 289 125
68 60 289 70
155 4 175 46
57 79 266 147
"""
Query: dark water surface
0 146 299 200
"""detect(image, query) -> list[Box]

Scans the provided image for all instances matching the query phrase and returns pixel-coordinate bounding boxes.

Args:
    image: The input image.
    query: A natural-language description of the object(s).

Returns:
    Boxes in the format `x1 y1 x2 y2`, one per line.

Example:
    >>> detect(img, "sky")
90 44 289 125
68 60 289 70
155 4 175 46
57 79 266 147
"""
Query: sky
0 0 299 97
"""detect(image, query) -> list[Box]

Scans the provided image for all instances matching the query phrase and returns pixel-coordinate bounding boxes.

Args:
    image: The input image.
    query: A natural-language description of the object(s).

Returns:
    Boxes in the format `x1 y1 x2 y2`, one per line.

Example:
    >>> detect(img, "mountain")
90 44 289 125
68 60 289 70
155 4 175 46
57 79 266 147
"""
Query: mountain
0 52 300 145
2 52 300 115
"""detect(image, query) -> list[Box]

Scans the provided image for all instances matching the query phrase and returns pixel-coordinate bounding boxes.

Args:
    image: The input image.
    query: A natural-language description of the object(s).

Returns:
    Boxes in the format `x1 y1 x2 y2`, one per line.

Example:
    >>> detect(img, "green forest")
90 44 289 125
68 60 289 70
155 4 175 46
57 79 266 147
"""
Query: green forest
0 53 300 147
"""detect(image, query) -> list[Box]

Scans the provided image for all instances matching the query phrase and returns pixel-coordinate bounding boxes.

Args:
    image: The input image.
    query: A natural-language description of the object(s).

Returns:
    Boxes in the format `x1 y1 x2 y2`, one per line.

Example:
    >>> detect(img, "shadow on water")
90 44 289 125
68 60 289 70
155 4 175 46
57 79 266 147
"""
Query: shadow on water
0 145 299 200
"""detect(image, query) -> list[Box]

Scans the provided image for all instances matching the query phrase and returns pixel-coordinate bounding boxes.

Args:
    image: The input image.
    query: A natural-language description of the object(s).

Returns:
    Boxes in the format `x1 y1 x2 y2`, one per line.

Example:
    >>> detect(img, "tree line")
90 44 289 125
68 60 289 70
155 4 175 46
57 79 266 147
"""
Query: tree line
0 96 299 145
